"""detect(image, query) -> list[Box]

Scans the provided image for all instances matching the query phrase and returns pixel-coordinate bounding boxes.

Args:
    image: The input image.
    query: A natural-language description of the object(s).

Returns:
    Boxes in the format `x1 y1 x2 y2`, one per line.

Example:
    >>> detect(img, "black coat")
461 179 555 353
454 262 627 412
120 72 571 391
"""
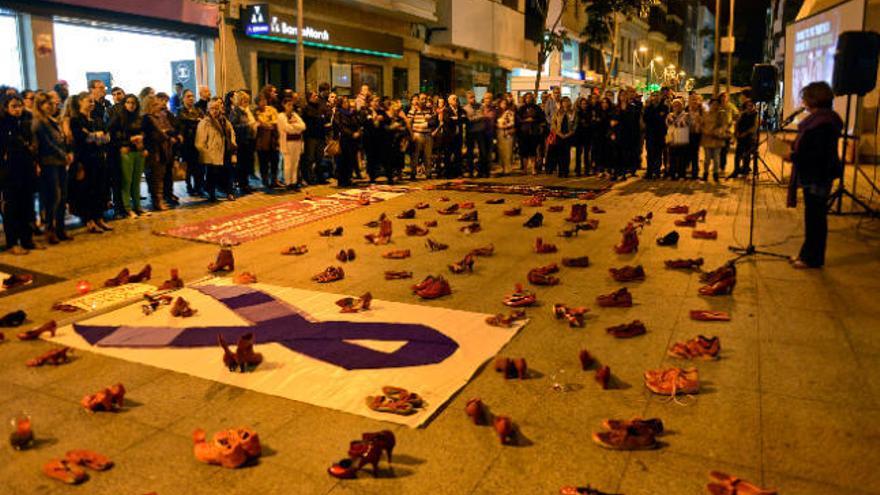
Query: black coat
0 114 36 186
643 102 669 143
792 109 843 187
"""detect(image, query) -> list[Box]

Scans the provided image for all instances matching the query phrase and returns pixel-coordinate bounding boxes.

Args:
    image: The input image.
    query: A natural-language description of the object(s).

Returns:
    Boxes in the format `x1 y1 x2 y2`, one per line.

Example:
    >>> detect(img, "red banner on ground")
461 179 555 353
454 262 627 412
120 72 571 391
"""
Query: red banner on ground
156 197 361 245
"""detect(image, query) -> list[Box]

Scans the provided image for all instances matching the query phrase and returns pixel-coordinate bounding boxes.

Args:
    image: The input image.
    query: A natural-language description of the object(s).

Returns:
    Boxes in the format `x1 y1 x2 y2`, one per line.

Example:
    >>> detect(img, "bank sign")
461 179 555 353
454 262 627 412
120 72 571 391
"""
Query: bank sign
241 3 403 59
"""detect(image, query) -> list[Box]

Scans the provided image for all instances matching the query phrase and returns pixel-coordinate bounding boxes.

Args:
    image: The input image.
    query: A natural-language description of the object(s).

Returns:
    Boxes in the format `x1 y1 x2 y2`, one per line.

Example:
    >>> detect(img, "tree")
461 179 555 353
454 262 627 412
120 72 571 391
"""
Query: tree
530 0 573 94
582 0 655 91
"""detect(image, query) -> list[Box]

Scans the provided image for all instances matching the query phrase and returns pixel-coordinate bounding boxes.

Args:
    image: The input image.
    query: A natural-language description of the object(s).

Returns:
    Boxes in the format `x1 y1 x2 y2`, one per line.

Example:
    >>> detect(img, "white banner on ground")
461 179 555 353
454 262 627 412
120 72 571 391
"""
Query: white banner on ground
47 280 526 428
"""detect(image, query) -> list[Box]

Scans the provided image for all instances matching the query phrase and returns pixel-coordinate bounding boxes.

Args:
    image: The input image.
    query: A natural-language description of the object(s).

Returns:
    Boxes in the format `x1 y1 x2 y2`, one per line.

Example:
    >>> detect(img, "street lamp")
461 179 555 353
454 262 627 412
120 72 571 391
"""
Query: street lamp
632 46 648 87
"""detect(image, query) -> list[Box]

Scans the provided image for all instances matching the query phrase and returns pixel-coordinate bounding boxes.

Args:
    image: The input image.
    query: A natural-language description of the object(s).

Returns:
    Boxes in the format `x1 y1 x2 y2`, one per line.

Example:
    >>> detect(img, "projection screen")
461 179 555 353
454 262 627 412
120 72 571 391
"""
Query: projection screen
784 0 865 130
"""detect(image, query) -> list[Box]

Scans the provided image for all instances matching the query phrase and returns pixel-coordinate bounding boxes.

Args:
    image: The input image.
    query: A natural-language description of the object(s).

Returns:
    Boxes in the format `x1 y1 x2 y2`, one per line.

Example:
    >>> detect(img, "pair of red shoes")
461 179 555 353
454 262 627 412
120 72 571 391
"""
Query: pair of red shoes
328 430 395 479
565 204 588 223
313 266 345 283
596 288 633 307
81 383 126 412
503 284 537 307
699 263 736 296
193 426 262 469
281 244 308 255
104 264 151 287
336 293 372 313
554 303 588 327
336 248 356 262
43 450 113 485
485 310 527 328
412 275 451 299
449 254 475 274
495 356 528 379
592 418 663 450
218 333 263 372
528 263 560 285
464 399 517 445
364 219 392 245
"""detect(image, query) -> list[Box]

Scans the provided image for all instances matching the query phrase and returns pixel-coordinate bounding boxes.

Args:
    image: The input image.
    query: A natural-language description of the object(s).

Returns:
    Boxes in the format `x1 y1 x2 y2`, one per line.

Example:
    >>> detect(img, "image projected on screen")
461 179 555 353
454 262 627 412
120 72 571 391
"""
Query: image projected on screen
784 0 865 131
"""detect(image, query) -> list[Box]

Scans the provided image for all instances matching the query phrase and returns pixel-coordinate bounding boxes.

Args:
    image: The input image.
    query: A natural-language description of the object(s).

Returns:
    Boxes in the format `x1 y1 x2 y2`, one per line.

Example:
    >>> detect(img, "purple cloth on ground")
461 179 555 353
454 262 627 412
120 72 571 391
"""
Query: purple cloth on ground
95 325 187 347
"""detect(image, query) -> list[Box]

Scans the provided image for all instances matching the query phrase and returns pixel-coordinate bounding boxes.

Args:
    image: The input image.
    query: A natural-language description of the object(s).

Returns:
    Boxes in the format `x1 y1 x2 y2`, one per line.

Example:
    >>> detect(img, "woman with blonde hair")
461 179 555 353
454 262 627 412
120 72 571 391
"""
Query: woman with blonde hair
255 90 281 189
229 90 257 194
277 95 306 190
196 97 237 201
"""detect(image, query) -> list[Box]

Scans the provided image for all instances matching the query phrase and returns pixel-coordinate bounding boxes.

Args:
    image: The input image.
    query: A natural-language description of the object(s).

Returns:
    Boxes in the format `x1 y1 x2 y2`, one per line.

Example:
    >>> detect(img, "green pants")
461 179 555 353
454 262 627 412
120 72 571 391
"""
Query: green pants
120 150 145 213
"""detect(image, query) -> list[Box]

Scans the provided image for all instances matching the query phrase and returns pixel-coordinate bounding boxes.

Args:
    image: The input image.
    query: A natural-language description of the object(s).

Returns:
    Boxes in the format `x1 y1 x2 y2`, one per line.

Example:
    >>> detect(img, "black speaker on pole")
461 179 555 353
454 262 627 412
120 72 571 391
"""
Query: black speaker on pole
750 64 777 102
832 31 880 96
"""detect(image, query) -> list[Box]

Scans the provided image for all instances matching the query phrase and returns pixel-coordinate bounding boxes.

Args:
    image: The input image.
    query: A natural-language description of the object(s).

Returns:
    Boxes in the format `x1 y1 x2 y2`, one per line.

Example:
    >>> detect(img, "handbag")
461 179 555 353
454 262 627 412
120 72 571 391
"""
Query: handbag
546 131 557 147
324 138 341 157
667 126 689 146
172 159 187 181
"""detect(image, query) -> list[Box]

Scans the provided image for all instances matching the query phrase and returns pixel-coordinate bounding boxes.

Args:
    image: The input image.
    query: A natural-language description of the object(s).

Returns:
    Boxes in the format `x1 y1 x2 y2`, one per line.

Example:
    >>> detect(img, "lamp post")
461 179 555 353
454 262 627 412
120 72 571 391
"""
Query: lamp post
296 0 304 93
632 46 647 87
649 55 663 87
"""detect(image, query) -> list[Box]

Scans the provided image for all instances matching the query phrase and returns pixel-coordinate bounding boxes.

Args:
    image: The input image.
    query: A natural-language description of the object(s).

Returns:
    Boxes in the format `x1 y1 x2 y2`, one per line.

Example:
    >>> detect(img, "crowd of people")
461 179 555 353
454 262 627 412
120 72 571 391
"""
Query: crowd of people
0 78 761 255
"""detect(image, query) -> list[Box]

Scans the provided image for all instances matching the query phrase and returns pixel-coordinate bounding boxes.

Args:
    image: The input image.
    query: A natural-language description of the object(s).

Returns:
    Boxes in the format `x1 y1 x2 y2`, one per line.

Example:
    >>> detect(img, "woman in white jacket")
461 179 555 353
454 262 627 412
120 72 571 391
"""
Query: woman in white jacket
495 98 515 175
195 98 237 201
277 95 306 190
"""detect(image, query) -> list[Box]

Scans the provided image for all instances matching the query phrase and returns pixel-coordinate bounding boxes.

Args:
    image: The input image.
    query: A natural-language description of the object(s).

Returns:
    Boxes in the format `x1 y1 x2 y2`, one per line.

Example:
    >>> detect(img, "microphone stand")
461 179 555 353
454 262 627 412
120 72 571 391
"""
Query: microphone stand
729 101 790 262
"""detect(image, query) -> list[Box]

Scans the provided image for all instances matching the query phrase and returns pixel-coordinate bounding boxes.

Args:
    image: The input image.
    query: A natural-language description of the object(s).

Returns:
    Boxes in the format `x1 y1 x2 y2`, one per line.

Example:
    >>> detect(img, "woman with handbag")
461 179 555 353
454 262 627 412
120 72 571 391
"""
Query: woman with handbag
277 95 306 190
665 99 692 180
196 98 237 201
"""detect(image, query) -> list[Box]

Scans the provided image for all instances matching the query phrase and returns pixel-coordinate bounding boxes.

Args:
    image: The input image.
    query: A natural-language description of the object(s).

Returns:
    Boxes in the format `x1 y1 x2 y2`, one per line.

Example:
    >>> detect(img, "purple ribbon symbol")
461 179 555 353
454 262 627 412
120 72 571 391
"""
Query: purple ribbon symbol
73 285 459 370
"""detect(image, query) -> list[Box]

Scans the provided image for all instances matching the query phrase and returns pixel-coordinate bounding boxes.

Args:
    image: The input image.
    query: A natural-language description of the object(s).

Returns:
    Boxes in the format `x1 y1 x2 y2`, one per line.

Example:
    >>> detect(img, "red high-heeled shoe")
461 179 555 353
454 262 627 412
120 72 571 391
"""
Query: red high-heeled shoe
104 268 130 287
426 238 448 251
127 265 152 283
449 254 475 274
698 276 736 296
685 209 707 223
349 430 395 465
18 320 57 340
595 365 611 389
614 223 639 254
26 346 72 367
328 439 383 478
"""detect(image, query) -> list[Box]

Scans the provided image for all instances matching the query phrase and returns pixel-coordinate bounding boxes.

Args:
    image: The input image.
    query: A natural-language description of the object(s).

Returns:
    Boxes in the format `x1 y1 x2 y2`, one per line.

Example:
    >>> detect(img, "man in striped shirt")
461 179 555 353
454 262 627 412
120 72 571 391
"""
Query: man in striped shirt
407 97 437 180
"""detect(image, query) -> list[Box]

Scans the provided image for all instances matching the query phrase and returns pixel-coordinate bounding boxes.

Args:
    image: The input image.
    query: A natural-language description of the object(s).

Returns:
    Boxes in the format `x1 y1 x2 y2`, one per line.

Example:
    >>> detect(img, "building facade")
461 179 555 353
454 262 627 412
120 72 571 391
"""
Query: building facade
0 0 218 95
222 0 435 98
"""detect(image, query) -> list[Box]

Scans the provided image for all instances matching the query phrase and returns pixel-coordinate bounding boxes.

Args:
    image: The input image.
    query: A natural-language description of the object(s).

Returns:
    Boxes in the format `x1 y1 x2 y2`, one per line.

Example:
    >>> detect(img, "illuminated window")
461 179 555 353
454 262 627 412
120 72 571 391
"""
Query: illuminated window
0 12 23 89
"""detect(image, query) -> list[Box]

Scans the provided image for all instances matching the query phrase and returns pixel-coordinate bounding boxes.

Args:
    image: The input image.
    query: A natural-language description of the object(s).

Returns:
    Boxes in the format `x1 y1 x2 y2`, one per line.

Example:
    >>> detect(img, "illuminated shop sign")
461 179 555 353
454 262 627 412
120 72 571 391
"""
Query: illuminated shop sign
241 3 402 59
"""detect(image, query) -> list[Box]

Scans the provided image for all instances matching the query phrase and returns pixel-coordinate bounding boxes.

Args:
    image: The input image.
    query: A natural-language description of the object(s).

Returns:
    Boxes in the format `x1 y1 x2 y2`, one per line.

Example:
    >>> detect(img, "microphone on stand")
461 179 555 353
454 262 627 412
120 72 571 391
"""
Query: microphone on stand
780 107 806 127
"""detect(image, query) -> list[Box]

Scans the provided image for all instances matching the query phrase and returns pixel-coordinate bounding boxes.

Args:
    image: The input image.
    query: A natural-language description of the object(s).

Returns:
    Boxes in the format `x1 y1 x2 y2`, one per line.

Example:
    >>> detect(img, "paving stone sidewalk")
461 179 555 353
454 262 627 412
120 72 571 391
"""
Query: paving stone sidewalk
0 170 878 495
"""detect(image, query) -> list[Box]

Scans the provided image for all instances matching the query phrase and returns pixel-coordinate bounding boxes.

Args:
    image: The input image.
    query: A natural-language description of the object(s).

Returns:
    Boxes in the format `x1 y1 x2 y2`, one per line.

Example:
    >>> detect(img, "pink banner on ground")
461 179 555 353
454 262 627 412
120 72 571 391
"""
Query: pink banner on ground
156 197 362 245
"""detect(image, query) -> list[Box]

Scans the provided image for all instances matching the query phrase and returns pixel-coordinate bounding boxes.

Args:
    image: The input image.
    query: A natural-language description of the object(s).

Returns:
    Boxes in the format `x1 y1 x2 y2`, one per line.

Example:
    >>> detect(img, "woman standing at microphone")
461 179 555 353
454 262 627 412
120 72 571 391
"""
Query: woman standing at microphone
786 82 842 269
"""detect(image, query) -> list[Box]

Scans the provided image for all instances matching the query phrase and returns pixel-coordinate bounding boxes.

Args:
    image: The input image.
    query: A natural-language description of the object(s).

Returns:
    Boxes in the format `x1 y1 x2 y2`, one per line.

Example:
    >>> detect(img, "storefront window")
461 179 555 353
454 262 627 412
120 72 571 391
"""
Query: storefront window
53 21 198 94
0 13 24 90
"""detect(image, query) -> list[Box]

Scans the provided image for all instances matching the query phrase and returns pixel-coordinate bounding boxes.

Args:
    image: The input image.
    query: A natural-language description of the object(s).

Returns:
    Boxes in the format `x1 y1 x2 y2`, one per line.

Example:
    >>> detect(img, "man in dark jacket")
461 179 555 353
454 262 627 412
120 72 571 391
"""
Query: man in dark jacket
300 91 330 185
642 92 669 179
